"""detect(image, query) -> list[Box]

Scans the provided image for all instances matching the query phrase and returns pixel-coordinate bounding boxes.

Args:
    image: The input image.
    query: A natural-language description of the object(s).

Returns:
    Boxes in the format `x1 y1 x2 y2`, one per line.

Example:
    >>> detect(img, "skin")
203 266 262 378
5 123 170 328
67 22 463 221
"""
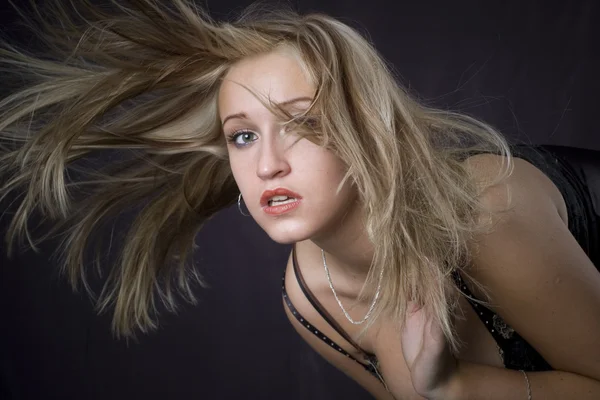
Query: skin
218 50 373 278
219 50 600 399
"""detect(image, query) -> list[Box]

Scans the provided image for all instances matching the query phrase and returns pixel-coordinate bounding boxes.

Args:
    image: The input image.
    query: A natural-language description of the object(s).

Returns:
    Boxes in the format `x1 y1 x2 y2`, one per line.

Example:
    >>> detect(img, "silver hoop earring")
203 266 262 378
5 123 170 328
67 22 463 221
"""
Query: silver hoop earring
237 193 251 217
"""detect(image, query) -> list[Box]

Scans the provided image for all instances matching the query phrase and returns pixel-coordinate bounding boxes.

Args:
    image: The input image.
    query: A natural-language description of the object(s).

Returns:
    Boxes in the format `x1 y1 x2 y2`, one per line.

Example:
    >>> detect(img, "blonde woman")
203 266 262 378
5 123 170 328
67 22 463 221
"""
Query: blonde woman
1 1 599 399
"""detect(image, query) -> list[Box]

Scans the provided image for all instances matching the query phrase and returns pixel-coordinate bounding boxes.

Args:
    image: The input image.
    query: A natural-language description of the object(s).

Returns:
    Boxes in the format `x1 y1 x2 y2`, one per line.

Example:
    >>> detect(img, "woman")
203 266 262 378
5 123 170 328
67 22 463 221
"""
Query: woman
1 1 599 399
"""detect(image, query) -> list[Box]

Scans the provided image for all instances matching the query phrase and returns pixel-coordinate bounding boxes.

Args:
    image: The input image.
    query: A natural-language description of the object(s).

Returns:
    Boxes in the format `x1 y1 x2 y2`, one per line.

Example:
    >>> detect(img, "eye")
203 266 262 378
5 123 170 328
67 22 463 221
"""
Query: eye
296 115 320 129
227 130 258 147
285 115 321 133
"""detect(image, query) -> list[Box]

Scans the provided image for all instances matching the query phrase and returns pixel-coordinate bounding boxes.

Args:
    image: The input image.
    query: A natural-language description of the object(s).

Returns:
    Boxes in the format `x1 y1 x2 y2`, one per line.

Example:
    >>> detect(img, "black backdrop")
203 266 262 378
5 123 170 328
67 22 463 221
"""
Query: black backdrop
1 1 599 399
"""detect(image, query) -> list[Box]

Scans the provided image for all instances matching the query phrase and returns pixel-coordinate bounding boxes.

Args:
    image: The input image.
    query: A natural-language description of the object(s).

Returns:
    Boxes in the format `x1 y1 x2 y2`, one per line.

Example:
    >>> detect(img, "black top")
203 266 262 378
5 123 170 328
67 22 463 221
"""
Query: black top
282 145 600 388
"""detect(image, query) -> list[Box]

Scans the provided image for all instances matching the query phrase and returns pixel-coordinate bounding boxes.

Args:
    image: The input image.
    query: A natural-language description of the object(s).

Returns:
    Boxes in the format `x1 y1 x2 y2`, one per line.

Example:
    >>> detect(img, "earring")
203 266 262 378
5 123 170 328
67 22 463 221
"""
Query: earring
237 193 251 217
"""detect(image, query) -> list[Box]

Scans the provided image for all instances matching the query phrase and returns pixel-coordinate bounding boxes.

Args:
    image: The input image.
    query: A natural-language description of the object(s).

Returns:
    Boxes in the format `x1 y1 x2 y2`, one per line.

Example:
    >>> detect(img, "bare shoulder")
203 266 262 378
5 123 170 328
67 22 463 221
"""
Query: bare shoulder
462 152 568 224
460 153 600 378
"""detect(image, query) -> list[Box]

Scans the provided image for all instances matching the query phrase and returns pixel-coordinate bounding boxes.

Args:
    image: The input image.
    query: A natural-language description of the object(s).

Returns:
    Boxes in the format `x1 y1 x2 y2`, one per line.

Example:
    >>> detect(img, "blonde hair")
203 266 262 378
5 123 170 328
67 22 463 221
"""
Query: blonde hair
0 0 512 349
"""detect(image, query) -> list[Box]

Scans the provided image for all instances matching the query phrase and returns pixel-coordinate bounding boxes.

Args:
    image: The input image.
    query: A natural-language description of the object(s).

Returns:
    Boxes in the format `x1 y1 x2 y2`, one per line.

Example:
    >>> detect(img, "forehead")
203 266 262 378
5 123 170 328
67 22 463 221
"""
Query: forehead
218 50 315 113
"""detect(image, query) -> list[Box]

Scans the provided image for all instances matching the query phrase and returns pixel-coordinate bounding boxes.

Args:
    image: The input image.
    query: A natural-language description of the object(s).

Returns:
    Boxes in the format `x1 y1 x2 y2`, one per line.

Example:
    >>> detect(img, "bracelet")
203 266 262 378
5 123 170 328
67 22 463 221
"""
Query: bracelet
519 370 532 400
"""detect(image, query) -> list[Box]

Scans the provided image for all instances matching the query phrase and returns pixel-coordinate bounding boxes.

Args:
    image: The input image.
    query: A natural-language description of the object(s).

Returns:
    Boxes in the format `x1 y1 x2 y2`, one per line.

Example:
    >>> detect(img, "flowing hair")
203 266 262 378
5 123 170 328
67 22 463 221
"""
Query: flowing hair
0 0 512 349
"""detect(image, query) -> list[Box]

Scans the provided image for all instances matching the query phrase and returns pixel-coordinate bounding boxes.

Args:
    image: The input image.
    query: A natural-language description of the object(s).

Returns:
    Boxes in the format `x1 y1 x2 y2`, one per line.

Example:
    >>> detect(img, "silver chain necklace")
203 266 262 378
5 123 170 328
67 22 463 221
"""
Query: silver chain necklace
321 249 384 325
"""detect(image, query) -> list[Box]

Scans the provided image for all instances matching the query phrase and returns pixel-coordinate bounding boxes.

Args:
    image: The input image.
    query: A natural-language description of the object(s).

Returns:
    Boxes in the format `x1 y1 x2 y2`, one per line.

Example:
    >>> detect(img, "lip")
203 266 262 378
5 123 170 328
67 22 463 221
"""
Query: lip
260 188 302 207
260 188 303 214
263 199 301 216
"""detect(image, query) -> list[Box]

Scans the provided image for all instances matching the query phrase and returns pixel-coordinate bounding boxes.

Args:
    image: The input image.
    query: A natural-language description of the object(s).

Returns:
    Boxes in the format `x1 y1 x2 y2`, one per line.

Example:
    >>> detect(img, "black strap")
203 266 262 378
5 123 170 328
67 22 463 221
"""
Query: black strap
291 244 375 361
282 270 386 384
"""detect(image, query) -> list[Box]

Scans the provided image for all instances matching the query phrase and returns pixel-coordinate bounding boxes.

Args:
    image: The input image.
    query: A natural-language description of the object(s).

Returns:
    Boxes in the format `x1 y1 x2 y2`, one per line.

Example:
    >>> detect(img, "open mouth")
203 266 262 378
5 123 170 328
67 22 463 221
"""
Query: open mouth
260 188 302 215
268 195 297 207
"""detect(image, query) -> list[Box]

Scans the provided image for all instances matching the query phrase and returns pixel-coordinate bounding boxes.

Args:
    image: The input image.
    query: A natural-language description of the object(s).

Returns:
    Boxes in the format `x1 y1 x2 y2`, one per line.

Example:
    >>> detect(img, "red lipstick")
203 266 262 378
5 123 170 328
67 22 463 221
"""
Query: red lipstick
260 188 302 216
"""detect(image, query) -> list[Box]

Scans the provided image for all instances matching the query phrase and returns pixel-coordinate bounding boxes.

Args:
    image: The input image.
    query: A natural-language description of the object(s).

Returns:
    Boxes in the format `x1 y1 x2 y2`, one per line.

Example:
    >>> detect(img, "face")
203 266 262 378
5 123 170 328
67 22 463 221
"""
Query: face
218 50 359 244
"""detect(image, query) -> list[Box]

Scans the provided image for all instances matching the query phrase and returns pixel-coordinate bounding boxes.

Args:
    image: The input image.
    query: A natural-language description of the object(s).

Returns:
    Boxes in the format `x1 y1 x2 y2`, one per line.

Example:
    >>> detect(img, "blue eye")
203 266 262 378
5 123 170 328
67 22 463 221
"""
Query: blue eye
227 130 257 147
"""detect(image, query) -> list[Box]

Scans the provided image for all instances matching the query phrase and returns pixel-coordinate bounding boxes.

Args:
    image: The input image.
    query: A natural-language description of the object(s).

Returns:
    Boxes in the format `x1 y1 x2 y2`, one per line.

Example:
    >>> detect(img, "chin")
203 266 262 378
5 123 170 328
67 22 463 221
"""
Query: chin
265 230 309 245
260 221 315 245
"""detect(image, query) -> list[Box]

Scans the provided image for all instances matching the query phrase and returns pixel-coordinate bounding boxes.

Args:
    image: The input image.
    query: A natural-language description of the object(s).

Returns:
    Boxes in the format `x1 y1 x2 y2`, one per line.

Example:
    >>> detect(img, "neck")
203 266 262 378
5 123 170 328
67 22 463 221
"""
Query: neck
308 200 374 280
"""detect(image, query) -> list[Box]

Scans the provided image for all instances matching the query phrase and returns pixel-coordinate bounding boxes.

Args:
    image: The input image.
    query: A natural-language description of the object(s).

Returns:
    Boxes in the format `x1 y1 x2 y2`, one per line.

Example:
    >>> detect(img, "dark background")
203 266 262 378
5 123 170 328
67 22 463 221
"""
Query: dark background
1 0 598 399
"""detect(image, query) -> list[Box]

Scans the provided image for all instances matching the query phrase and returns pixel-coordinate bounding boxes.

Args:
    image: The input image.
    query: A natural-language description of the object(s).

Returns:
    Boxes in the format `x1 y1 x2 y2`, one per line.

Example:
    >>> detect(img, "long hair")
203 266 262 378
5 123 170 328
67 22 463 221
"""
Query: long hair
0 0 512 349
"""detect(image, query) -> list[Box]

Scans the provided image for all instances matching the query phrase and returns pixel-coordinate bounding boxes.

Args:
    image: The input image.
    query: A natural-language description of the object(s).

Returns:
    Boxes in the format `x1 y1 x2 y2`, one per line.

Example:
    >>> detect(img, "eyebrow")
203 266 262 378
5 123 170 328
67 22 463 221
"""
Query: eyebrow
221 96 314 128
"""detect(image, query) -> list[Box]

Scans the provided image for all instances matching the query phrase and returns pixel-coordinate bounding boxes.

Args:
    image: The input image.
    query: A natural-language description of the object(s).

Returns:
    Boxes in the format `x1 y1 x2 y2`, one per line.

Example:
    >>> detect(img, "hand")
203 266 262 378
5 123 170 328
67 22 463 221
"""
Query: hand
401 303 460 399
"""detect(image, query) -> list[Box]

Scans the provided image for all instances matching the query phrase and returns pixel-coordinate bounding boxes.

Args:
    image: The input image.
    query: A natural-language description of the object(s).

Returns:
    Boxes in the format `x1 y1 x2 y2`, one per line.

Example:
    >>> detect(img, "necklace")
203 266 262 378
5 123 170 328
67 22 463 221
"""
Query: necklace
321 249 384 325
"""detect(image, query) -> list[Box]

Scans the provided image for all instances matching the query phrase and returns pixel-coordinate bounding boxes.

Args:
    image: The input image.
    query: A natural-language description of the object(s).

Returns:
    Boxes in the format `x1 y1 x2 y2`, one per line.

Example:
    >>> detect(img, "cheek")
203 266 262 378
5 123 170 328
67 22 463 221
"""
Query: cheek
296 142 344 171
228 154 252 185
313 155 348 188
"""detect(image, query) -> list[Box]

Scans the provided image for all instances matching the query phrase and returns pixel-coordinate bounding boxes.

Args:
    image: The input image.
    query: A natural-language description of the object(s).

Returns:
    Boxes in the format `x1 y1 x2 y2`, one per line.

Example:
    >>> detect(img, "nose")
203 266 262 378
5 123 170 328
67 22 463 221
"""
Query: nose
256 137 291 181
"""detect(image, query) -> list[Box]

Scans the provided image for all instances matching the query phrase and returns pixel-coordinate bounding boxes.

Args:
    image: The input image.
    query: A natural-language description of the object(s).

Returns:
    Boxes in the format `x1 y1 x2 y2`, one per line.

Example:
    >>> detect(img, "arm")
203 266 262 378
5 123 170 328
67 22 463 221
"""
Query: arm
444 155 600 399
447 362 600 400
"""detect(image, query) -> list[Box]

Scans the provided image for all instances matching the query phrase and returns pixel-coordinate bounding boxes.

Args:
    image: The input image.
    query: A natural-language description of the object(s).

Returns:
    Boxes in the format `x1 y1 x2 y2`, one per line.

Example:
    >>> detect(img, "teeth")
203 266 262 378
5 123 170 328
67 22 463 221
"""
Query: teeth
268 196 296 206
271 195 290 201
